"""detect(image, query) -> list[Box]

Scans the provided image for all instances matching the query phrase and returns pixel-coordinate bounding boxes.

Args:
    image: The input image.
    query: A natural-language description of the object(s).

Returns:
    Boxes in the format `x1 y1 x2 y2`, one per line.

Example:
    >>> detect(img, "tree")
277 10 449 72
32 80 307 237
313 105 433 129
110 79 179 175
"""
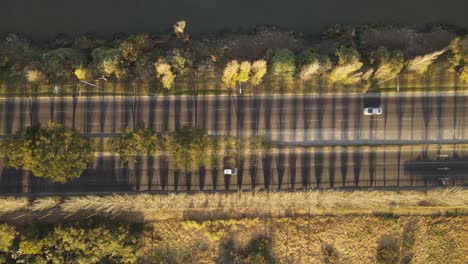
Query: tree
0 122 95 183
222 60 239 88
271 49 296 80
238 61 251 85
329 46 363 84
369 47 405 81
108 127 163 162
25 69 45 83
250 60 267 86
42 48 86 81
447 36 468 69
460 66 468 82
0 224 16 252
406 49 446 74
92 47 127 79
165 128 214 175
74 67 93 81
120 40 140 63
222 60 251 89
154 60 175 89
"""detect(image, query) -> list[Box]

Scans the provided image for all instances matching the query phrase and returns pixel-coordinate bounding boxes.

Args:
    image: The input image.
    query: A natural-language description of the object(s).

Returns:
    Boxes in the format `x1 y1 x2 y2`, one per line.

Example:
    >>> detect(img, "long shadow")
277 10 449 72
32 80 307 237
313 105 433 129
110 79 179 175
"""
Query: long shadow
147 156 154 191
368 148 376 187
353 149 361 186
354 96 362 140
291 96 299 141
422 95 433 139
211 167 218 191
174 171 180 191
122 97 132 130
186 96 194 127
303 95 312 141
396 94 404 140
158 156 168 191
341 95 350 140
278 96 285 141
316 96 325 141
163 98 170 131
19 98 27 131
330 95 336 140
289 153 297 188
301 152 311 188
201 95 208 130
85 96 94 133
257 96 272 140
436 95 443 140
174 98 181 129
198 166 205 190
328 150 336 188
214 94 220 133
249 155 258 189
185 172 192 191
340 147 348 187
149 96 157 131
314 150 324 188
276 152 286 190
236 158 245 190
251 96 262 135
5 98 14 134
262 154 272 189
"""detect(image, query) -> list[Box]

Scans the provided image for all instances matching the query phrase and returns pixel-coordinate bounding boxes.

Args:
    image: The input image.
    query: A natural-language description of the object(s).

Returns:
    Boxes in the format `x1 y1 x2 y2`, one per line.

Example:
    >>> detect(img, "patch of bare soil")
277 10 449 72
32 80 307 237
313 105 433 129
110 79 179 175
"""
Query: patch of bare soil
359 27 456 56
190 28 305 61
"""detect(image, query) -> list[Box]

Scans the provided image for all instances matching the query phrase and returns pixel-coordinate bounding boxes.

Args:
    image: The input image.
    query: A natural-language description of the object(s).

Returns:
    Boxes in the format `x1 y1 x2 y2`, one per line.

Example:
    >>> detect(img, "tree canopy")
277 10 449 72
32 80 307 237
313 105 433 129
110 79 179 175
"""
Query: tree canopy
329 46 363 84
0 122 95 183
165 127 214 174
108 127 163 162
42 48 86 81
271 49 296 80
369 47 405 81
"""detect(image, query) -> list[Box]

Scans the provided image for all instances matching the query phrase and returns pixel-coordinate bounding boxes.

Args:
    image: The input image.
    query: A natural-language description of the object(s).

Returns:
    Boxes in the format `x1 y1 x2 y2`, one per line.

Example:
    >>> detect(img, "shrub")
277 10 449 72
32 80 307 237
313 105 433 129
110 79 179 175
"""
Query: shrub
329 46 363 84
0 224 16 252
406 49 446 74
321 242 339 263
376 235 400 264
370 47 405 81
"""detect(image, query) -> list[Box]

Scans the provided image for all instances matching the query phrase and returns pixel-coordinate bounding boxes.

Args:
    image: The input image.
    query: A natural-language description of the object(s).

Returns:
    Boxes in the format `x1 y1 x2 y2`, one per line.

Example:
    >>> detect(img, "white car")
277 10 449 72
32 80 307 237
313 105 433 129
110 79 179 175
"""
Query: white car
363 107 382 115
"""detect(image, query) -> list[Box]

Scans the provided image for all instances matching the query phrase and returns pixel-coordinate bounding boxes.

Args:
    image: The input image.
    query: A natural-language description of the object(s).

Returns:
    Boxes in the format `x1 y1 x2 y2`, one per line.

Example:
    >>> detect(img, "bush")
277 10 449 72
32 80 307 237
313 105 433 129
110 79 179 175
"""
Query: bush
0 224 16 252
370 47 405 81
376 235 400 264
329 46 363 84
321 242 339 263
219 234 276 264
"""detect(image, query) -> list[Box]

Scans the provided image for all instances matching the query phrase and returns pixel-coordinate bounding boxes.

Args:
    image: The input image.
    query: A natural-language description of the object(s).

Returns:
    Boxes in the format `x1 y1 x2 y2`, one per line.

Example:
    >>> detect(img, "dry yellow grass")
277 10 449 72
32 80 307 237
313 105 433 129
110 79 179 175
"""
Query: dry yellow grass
1 189 467 219
143 215 467 264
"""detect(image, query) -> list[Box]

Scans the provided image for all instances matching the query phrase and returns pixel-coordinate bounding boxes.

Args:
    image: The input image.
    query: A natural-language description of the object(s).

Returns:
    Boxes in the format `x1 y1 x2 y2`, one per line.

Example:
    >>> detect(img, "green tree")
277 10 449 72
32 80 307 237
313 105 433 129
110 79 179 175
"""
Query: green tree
0 224 16 252
165 128 214 176
369 47 405 81
447 36 468 69
271 49 296 80
329 46 363 84
92 47 127 79
42 48 86 81
120 40 141 63
108 127 163 162
0 122 95 183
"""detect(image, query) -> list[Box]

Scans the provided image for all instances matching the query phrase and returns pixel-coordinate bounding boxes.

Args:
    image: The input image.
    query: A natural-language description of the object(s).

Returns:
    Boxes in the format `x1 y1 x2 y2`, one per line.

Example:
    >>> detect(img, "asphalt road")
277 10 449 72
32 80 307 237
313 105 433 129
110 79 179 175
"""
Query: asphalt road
0 92 467 193
0 92 467 143
1 144 466 193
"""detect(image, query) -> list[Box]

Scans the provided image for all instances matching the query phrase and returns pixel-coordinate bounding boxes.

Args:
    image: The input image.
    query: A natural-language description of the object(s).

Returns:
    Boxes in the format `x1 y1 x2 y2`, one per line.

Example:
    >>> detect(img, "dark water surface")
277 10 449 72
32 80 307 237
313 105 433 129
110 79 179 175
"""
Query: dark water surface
1 0 467 38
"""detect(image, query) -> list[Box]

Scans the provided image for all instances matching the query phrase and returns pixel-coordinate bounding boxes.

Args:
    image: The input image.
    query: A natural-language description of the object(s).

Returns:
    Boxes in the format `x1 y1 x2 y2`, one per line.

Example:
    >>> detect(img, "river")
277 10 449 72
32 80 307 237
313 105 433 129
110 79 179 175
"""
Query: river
0 0 467 38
